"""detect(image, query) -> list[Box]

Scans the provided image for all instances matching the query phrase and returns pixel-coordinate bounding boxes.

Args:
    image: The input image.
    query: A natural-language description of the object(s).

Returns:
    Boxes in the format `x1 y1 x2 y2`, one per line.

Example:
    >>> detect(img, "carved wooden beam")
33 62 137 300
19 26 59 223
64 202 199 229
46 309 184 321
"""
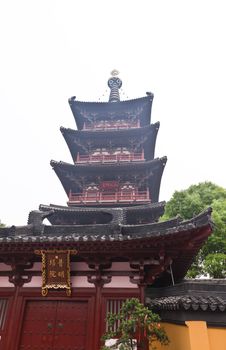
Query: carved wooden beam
87 263 112 287
129 255 172 286
1 255 34 287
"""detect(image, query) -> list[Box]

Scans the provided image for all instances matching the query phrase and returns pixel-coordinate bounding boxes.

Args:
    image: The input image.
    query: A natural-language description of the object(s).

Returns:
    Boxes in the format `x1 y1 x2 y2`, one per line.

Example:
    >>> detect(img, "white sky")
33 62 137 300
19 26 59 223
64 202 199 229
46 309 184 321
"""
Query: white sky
0 0 226 226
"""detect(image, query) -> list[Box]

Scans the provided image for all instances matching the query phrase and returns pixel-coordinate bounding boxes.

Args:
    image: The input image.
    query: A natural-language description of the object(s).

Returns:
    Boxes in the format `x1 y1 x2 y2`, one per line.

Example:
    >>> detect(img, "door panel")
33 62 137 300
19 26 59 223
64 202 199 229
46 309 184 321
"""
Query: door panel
19 301 57 350
53 301 88 350
19 301 88 350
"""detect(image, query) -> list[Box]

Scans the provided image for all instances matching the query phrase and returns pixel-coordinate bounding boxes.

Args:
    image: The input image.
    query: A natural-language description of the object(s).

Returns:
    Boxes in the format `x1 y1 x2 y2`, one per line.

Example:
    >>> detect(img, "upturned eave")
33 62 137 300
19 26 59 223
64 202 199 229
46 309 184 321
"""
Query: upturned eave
50 157 167 203
60 123 160 162
68 95 154 130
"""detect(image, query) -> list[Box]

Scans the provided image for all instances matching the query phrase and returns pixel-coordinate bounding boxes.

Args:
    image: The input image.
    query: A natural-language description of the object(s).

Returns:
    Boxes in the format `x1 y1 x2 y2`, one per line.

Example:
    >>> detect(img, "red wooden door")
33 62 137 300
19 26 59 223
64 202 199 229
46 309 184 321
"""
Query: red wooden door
19 300 89 350
19 301 57 350
53 301 88 350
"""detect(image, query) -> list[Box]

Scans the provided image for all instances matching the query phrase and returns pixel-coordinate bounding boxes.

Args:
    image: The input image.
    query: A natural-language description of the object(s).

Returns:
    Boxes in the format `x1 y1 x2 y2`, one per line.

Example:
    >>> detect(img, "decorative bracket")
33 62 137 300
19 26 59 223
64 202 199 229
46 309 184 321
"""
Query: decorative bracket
9 263 33 287
130 254 172 286
87 263 112 287
1 255 34 287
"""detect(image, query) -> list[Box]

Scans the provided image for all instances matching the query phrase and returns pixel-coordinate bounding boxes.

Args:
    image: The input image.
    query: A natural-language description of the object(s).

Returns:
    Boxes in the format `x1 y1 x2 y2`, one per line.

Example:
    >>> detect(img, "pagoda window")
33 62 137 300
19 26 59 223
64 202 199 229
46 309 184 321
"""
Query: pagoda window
68 182 150 205
92 148 109 156
83 120 93 129
100 181 118 202
113 147 129 155
85 184 99 200
77 147 144 163
120 184 135 201
91 148 101 155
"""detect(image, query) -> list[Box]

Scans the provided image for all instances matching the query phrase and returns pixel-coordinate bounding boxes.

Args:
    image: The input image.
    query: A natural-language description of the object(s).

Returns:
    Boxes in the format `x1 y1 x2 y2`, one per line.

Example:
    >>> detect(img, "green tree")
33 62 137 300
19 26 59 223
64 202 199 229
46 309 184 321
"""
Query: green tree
101 298 169 350
0 221 5 228
203 253 226 278
161 182 226 278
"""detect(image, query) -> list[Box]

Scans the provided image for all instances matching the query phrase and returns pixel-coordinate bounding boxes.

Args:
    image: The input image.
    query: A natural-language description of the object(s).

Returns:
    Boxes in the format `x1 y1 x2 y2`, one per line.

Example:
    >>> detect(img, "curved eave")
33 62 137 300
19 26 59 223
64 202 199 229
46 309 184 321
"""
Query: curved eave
60 123 160 162
0 208 211 243
68 95 154 130
38 201 166 225
39 201 165 214
50 157 167 203
0 209 212 284
0 219 211 247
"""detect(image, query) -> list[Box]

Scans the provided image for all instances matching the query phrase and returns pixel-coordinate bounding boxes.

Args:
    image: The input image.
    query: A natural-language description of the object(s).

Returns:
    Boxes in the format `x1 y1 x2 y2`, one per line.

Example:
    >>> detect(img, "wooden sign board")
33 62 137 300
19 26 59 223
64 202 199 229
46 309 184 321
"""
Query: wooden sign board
35 250 77 296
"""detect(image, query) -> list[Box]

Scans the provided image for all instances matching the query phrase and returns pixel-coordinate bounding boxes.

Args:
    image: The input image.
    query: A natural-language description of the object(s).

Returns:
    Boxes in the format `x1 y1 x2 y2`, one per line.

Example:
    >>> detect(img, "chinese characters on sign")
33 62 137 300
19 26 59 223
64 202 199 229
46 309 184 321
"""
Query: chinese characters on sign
35 250 77 296
47 252 66 282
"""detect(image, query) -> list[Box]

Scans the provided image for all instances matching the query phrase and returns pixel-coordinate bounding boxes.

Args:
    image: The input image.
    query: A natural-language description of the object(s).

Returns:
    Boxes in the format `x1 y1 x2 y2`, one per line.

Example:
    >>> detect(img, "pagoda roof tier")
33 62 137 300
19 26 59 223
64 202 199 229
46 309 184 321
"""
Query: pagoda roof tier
38 201 166 225
68 95 154 130
60 123 159 162
0 208 212 285
50 157 167 203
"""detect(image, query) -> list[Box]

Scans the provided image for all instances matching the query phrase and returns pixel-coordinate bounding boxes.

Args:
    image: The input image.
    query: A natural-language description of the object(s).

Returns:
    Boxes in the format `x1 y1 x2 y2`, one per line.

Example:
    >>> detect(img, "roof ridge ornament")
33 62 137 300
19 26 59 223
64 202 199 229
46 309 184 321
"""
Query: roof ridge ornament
111 69 120 77
108 69 122 103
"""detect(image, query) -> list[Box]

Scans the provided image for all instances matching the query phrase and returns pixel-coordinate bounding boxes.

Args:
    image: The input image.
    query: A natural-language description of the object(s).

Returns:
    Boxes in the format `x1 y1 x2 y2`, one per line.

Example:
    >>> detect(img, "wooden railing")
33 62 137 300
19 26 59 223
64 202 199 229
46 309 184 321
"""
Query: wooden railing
83 120 140 130
68 191 150 204
76 153 144 163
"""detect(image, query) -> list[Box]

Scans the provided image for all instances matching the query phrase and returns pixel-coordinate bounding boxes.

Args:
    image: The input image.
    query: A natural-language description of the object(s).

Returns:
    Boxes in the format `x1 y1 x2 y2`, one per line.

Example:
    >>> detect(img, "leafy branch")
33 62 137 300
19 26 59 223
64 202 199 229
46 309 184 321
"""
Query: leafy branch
101 298 169 350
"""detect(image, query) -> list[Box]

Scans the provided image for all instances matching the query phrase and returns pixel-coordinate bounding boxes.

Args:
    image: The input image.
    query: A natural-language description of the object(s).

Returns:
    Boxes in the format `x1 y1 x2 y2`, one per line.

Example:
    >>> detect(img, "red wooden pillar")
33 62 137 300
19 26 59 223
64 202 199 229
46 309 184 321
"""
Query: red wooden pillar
6 286 21 350
139 284 145 304
93 283 102 350
88 264 111 350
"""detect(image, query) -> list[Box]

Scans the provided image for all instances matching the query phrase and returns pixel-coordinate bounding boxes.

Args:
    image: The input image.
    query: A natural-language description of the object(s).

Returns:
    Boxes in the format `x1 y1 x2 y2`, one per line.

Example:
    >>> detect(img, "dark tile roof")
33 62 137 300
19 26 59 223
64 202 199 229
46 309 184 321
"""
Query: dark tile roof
146 279 226 318
0 209 212 284
0 208 212 244
68 95 153 130
60 123 159 162
38 201 165 225
122 207 211 234
146 295 226 312
60 123 159 138
123 201 166 212
39 201 165 213
50 157 167 203
51 157 167 172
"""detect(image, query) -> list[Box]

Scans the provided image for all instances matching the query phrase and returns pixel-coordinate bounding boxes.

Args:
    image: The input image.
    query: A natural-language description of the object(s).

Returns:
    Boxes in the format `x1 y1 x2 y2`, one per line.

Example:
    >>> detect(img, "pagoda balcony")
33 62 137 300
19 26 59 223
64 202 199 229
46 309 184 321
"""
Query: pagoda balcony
68 190 150 205
76 152 144 164
83 120 140 130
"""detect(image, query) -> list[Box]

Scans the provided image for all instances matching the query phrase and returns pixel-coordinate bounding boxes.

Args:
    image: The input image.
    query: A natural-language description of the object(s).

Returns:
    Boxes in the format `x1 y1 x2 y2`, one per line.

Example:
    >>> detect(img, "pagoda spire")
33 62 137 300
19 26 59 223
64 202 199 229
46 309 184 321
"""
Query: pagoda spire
108 69 122 102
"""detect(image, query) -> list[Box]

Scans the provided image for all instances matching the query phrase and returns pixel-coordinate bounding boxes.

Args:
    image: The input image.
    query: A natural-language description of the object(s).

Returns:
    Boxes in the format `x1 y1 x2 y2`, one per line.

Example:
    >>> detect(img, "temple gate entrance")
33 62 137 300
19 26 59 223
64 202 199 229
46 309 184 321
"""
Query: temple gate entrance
19 300 89 350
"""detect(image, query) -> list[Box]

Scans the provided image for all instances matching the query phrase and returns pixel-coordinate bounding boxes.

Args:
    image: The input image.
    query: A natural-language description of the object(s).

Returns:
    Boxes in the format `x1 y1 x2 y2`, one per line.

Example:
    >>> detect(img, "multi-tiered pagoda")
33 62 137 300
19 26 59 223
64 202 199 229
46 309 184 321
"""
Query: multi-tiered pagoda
0 72 219 350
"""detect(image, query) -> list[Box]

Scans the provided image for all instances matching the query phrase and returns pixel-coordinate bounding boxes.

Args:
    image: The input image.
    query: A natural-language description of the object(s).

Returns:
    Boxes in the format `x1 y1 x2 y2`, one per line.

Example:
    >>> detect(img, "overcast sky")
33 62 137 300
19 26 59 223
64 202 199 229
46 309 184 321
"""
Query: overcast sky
0 0 225 226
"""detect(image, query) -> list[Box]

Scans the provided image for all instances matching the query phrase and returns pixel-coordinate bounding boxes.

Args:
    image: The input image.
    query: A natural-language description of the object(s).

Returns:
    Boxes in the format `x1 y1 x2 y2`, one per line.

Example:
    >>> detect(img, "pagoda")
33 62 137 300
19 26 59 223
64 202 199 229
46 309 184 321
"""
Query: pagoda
0 72 217 350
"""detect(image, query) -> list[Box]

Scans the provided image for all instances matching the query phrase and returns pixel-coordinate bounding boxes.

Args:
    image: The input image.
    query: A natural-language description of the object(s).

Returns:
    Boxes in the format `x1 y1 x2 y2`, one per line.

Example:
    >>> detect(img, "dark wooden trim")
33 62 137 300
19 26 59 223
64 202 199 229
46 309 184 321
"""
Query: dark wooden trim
0 270 144 277
17 286 96 297
101 287 139 297
0 288 15 295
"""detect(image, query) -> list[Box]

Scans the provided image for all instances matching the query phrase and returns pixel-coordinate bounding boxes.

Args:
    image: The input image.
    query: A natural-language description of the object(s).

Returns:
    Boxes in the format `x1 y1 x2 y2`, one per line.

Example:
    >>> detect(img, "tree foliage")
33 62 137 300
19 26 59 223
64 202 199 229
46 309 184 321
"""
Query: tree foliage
0 221 5 228
101 298 169 350
161 182 226 278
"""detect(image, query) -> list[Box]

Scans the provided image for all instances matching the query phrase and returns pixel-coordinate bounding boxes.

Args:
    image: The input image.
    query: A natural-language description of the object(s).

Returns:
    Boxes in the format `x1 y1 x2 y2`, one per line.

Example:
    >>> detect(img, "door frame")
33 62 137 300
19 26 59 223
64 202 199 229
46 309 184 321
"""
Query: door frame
5 287 96 350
